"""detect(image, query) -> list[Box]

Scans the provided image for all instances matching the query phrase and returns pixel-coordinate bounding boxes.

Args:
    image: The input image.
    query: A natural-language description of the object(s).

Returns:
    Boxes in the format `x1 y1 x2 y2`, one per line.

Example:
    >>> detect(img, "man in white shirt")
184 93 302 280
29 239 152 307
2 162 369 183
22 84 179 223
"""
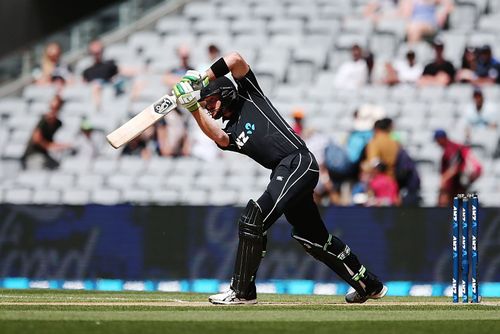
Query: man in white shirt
333 44 368 90
463 88 498 130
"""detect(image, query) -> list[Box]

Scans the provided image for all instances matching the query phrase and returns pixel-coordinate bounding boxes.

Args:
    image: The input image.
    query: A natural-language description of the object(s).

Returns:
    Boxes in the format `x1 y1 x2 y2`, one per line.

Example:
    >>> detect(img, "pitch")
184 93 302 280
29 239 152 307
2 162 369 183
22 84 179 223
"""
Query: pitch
0 290 499 334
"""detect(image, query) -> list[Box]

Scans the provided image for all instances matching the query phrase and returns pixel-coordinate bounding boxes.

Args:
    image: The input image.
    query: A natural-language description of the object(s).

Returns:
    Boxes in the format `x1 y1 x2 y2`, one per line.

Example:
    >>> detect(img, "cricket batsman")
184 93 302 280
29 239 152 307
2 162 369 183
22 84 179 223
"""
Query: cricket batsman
172 52 388 304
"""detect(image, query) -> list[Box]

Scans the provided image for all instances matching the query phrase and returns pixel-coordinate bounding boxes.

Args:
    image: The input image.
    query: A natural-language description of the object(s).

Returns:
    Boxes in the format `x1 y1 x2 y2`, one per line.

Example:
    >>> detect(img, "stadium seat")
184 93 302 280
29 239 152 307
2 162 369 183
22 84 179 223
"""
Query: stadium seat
107 174 136 190
121 189 151 204
0 98 27 117
76 174 105 190
150 189 179 205
207 189 238 205
180 189 208 205
32 189 61 204
15 170 49 189
4 188 33 204
90 189 121 205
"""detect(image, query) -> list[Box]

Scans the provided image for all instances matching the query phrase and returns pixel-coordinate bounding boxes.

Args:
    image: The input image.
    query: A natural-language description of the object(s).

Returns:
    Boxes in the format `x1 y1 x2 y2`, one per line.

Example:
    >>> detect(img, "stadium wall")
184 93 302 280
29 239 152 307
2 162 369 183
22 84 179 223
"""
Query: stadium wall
0 205 499 296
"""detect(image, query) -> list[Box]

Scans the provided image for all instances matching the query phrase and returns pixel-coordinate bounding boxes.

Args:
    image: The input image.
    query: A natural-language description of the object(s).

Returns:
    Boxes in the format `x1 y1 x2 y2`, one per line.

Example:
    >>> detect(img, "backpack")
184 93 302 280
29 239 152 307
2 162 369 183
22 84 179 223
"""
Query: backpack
324 141 354 179
394 147 420 192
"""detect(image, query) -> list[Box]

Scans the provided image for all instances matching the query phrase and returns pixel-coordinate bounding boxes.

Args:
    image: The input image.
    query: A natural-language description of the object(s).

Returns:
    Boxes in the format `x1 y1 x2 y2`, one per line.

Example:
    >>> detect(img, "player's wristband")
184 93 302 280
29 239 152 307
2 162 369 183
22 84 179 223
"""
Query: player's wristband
210 58 230 78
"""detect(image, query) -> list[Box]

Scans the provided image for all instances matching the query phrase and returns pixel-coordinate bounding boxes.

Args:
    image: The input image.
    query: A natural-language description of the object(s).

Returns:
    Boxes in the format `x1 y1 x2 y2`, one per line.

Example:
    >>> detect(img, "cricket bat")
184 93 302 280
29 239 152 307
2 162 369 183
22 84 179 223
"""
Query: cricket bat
106 94 177 149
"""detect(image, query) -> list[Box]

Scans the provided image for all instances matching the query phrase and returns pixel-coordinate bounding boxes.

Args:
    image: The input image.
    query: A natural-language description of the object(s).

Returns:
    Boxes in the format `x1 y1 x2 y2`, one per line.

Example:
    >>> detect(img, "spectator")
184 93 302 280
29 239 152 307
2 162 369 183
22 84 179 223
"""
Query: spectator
473 45 500 86
362 118 400 180
186 122 220 162
164 44 194 88
32 42 71 89
383 50 423 85
333 44 368 90
21 95 72 170
400 0 454 44
302 128 337 206
155 110 190 157
418 38 456 86
197 44 222 71
456 47 477 83
82 40 120 108
367 160 401 206
434 129 467 207
73 119 104 159
463 88 498 140
121 126 154 160
291 107 305 137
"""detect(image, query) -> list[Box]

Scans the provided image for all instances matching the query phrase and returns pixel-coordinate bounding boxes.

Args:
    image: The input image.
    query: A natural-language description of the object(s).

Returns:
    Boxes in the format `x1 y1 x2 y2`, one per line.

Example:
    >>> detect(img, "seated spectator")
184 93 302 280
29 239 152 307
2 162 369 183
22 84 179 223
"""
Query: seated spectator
455 47 478 83
383 50 423 85
32 42 72 89
333 44 368 90
367 160 401 206
418 38 455 86
21 95 72 170
291 107 305 137
473 45 500 86
73 119 104 159
122 126 154 160
155 109 190 157
197 44 222 72
401 0 454 44
164 44 194 88
463 88 498 140
82 40 120 108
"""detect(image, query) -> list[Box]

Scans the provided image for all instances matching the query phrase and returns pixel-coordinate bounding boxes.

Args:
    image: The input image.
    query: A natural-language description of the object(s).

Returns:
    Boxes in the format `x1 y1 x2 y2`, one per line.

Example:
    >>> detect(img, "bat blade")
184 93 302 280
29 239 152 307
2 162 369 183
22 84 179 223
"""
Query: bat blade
106 94 177 149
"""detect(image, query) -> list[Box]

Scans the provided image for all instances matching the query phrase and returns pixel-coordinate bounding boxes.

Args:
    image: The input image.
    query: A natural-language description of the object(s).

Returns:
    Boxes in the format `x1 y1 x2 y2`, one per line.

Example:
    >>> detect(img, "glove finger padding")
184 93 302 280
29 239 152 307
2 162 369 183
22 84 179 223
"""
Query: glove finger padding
173 82 199 113
182 70 208 90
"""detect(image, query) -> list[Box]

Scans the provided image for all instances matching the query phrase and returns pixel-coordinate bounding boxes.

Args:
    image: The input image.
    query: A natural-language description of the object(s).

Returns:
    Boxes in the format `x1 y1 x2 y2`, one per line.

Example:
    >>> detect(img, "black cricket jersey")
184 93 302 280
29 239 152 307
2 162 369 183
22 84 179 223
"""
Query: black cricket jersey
219 69 307 169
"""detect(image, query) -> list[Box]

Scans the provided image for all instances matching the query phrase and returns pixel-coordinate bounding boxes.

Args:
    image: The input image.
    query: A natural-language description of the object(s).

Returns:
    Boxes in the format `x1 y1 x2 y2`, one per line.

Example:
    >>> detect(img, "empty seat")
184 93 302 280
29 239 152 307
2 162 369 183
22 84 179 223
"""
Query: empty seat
22 85 56 102
150 189 179 204
195 175 225 190
61 189 90 205
122 189 151 204
32 189 61 204
92 158 118 175
180 189 208 205
116 156 148 175
146 157 175 175
136 174 164 189
60 157 92 173
128 31 162 53
2 142 27 160
156 17 190 34
48 173 75 190
225 174 256 190
107 174 136 189
15 171 49 189
90 189 121 205
208 189 238 205
268 18 304 35
76 174 105 190
231 18 267 35
0 97 27 117
4 189 33 204
184 2 216 19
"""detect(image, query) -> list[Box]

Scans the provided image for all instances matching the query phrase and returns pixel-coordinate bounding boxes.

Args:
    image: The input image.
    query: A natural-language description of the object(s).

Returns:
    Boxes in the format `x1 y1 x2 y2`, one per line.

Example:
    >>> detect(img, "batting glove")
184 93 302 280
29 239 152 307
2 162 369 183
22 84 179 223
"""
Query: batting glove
173 81 200 113
181 70 209 91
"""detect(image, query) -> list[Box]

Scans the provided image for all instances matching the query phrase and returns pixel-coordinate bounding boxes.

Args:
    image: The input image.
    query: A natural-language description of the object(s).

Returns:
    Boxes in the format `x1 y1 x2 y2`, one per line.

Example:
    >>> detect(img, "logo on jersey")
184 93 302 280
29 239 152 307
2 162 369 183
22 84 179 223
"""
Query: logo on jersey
236 123 256 149
245 122 255 134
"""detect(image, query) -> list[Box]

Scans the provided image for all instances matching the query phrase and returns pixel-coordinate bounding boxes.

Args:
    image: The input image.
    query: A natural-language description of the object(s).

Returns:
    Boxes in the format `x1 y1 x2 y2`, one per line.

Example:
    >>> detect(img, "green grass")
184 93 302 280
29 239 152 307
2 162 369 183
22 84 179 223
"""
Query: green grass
0 289 499 334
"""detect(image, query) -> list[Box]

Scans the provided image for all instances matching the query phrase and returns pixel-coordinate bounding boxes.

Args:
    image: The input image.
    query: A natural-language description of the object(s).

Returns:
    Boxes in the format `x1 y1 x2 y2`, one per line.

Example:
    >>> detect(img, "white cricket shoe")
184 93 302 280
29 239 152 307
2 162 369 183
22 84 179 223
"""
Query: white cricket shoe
209 288 257 305
345 284 388 304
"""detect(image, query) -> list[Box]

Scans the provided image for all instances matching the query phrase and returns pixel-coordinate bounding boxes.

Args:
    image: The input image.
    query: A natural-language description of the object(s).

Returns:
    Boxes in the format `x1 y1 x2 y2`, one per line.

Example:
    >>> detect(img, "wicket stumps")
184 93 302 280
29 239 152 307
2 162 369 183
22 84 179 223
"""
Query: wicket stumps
452 193 479 303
